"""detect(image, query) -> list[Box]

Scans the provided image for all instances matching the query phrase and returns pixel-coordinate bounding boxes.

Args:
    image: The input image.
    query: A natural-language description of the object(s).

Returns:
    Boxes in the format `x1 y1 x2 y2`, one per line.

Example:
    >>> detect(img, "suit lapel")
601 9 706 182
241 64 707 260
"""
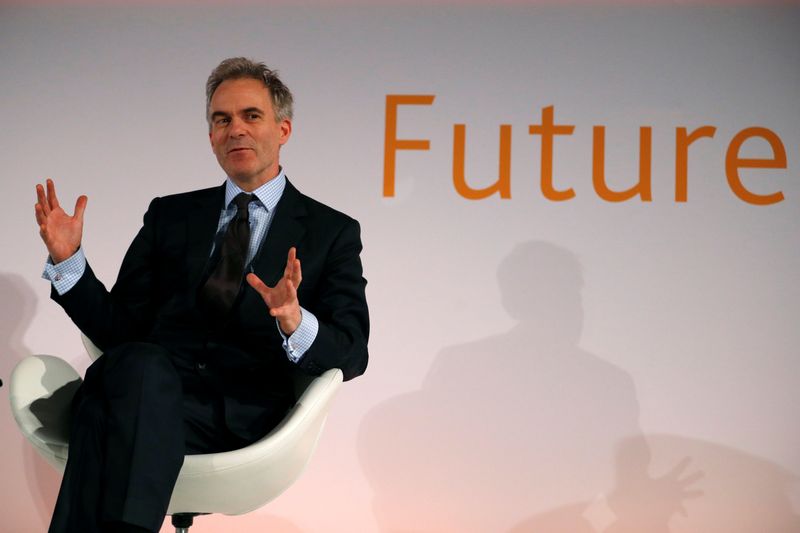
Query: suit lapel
251 179 307 286
185 183 226 289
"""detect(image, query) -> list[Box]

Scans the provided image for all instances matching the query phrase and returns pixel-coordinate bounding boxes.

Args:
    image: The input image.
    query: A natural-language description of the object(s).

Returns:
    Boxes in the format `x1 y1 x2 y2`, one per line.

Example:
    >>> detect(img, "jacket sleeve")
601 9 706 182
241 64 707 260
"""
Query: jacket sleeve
52 197 163 351
295 217 369 381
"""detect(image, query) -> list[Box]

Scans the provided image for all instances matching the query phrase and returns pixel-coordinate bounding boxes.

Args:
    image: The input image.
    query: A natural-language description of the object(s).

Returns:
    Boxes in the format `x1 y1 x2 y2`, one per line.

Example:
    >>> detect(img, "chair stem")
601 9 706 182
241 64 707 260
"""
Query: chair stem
171 513 194 531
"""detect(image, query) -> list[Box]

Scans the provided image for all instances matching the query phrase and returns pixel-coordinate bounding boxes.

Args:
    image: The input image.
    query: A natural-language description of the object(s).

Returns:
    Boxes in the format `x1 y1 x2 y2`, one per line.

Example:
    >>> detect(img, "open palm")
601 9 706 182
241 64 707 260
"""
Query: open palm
35 178 87 263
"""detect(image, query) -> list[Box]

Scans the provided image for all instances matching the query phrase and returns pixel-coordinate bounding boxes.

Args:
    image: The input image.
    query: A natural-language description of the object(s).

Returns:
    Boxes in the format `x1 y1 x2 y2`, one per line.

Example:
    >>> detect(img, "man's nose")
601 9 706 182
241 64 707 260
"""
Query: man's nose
228 117 247 137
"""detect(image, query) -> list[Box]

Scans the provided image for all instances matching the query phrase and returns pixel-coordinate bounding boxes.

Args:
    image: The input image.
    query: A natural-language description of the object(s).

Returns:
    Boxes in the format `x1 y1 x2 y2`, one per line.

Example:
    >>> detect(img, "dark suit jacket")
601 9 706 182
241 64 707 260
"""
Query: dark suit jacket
53 178 369 440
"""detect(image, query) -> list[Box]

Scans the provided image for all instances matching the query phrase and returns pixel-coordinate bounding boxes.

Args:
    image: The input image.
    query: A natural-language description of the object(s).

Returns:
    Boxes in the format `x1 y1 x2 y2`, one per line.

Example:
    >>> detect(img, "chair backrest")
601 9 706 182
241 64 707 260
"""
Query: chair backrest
291 368 317 400
81 334 103 361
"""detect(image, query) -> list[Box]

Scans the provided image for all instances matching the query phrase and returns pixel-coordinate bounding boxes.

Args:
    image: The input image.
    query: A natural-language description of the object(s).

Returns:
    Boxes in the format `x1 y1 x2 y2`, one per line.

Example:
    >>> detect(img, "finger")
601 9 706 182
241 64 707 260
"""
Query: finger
74 195 88 221
283 247 296 278
269 279 298 314
46 178 61 210
678 470 704 487
246 273 276 307
269 306 294 319
269 304 289 317
269 298 299 319
284 278 298 306
35 203 47 226
246 272 269 296
292 258 302 287
36 183 51 216
666 457 692 479
681 489 704 499
269 298 302 336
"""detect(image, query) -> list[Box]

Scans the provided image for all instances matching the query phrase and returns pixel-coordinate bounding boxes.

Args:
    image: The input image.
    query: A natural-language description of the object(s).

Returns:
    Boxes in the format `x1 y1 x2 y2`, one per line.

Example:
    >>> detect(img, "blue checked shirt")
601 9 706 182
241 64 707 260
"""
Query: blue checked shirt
42 170 318 363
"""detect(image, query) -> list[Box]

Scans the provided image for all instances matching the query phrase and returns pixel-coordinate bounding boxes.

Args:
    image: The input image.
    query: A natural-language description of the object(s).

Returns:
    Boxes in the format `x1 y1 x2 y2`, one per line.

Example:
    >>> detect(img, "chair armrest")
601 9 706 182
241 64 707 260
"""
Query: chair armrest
167 368 344 515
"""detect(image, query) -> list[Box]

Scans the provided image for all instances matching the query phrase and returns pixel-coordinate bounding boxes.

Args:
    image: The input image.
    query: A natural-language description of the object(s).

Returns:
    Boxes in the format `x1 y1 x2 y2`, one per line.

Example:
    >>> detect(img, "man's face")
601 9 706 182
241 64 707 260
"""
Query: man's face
208 77 291 190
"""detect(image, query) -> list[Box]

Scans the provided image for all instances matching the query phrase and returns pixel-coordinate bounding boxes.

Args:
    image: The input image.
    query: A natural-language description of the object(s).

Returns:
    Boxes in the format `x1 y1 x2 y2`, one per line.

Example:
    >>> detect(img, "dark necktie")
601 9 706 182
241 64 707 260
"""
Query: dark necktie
199 192 255 315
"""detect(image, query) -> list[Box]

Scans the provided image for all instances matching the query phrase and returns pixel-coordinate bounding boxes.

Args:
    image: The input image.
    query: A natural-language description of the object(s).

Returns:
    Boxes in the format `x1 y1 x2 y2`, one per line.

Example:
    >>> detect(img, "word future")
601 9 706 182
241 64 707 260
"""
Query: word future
383 95 789 205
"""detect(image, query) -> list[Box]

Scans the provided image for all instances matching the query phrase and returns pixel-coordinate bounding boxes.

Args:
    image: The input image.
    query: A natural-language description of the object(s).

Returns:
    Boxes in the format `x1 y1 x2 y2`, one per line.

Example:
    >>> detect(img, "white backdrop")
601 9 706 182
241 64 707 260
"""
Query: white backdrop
1 4 798 532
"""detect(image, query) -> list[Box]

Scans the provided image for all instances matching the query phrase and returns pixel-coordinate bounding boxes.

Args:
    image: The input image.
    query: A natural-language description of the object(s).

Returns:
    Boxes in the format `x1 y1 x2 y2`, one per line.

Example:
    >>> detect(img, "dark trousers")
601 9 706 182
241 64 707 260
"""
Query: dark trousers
48 342 248 533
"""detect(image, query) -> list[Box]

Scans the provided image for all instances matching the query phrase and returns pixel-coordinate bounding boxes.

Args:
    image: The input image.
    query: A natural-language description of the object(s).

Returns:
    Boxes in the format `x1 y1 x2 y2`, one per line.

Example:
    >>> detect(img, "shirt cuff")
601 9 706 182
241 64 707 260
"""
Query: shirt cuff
277 307 319 363
42 248 86 296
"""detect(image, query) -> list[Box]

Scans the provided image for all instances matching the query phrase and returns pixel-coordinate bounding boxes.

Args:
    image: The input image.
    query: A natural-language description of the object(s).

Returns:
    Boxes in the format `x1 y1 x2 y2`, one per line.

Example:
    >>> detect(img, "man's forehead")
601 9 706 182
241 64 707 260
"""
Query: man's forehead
210 78 271 109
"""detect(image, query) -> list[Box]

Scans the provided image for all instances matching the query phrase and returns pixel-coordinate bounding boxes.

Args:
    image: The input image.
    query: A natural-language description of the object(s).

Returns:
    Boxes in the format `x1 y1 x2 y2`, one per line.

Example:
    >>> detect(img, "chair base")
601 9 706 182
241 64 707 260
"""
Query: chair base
171 512 204 532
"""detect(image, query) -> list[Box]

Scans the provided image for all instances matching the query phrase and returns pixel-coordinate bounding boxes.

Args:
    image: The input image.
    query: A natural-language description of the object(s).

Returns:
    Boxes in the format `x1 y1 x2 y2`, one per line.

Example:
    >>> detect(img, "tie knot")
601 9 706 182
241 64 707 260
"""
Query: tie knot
233 193 254 214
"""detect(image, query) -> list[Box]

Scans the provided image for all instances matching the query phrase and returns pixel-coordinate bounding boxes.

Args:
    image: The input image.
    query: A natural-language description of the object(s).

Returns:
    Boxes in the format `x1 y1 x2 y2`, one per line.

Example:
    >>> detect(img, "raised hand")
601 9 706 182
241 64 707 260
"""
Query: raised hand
34 178 88 263
246 247 303 335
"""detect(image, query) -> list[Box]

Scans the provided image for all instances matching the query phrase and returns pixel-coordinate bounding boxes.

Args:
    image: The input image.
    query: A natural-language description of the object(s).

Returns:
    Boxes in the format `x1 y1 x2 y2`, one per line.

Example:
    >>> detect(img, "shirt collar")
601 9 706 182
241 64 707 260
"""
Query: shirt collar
224 168 286 212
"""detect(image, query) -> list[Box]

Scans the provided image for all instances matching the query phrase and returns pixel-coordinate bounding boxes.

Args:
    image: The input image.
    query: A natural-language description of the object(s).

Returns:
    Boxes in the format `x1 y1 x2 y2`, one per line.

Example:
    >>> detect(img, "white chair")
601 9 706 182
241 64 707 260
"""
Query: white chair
9 335 343 532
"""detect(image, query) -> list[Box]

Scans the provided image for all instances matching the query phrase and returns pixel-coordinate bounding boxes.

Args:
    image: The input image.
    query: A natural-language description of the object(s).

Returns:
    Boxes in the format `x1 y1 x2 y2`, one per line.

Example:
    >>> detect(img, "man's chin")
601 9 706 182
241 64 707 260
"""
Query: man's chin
223 164 256 181
225 169 275 189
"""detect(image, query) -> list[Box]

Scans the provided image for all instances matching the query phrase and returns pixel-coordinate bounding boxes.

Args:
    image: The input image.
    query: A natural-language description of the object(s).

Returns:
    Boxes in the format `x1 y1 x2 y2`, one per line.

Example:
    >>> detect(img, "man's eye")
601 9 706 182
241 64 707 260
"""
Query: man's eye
216 117 230 125
248 114 261 120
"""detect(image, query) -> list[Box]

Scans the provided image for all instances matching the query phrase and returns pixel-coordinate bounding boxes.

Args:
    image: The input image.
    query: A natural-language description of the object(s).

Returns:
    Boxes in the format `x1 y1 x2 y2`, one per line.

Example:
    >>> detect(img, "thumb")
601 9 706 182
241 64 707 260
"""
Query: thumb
74 195 88 221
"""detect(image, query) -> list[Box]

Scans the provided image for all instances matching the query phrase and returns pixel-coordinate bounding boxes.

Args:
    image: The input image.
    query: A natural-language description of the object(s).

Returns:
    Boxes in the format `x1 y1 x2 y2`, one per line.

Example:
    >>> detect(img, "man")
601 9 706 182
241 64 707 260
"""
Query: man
34 57 369 533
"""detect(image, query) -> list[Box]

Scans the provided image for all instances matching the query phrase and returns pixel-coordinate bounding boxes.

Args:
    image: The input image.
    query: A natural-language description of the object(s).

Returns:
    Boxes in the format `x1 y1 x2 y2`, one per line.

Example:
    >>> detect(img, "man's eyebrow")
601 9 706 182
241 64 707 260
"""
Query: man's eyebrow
241 107 264 115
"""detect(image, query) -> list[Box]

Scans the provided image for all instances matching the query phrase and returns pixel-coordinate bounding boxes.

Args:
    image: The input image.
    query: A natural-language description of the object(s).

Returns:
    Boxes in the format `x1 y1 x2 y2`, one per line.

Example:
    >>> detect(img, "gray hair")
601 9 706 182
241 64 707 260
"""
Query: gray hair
205 57 294 126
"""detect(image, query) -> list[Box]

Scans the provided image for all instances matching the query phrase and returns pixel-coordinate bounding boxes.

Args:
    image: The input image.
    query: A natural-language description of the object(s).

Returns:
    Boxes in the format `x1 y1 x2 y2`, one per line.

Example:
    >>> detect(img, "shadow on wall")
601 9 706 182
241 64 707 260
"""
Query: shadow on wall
357 241 707 533
0 273 61 531
506 433 800 533
598 434 799 533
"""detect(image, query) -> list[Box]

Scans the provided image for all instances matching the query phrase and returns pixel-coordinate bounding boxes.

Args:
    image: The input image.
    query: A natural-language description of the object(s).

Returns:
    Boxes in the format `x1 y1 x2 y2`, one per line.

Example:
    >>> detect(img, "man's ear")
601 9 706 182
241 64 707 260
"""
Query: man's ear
279 119 292 146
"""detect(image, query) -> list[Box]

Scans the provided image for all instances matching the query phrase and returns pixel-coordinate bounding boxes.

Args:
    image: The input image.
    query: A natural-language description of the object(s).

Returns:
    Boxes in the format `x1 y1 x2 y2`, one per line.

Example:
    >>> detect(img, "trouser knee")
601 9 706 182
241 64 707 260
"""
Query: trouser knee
100 342 181 392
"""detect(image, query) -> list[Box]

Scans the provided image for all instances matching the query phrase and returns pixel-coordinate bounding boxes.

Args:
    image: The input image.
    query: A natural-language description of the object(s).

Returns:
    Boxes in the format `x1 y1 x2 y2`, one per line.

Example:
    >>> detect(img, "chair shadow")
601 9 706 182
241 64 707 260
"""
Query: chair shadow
595 433 799 533
0 273 62 531
29 377 81 452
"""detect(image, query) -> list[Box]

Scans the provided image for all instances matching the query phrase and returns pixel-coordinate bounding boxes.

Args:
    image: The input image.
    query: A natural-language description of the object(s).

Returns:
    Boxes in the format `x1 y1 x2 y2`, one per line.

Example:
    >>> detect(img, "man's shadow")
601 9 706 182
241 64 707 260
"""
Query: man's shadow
357 241 699 532
0 273 62 531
